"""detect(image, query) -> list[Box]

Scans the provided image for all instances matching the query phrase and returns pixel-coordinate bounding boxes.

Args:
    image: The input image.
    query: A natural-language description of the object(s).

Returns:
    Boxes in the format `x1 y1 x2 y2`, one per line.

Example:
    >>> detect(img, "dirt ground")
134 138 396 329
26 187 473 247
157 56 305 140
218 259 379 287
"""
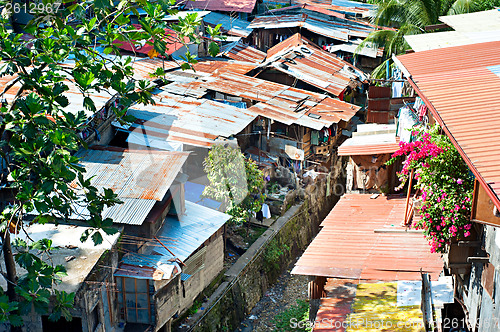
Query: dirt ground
235 258 310 332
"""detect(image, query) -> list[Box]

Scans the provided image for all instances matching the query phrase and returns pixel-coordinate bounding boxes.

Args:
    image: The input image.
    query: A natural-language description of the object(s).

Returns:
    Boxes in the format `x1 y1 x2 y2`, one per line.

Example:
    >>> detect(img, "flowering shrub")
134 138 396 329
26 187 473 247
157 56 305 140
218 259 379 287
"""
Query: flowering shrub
388 125 474 253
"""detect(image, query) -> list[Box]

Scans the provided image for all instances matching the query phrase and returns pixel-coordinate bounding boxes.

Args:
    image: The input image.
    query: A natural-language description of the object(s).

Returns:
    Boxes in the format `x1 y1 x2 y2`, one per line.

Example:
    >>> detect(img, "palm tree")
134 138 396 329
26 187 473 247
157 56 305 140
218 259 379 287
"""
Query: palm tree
359 0 491 77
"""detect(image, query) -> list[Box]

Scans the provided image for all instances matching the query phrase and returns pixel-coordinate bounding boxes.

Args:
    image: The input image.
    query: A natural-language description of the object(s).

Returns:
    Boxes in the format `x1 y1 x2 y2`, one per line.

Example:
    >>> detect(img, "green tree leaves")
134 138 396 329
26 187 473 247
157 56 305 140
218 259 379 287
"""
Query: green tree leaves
203 145 266 224
0 0 206 326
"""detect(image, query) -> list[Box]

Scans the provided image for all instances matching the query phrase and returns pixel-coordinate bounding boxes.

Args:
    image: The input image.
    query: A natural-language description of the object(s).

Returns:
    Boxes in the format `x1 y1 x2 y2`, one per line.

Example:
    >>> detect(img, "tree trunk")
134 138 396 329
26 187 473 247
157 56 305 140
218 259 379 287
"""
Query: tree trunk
2 231 16 301
2 231 21 332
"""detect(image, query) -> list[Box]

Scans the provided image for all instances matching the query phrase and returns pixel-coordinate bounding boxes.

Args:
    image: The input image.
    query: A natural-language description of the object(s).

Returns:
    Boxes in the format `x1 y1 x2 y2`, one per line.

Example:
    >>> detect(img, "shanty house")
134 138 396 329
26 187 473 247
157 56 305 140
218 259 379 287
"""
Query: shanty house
114 201 231 331
292 194 446 330
0 146 190 332
252 33 367 99
157 61 360 167
249 1 384 70
338 123 400 193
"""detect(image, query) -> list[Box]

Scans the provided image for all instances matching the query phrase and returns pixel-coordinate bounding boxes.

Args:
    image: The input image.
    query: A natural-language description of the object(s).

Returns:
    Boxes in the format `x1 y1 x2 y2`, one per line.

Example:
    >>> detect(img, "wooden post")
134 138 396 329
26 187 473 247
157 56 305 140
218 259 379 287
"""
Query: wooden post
404 168 414 225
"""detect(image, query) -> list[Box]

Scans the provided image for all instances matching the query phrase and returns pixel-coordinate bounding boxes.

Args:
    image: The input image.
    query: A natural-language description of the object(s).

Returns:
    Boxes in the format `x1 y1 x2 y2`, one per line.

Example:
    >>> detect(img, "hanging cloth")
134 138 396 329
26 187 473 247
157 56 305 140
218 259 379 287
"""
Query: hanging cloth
262 204 271 219
392 81 404 98
311 131 319 145
326 173 331 197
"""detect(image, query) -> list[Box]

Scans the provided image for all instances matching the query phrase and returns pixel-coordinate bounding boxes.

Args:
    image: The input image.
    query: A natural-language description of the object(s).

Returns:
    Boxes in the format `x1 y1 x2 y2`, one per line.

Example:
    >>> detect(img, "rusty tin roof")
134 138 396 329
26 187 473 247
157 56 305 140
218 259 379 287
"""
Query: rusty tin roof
180 0 257 13
261 33 366 96
220 41 267 63
292 194 443 281
75 147 189 201
117 89 259 148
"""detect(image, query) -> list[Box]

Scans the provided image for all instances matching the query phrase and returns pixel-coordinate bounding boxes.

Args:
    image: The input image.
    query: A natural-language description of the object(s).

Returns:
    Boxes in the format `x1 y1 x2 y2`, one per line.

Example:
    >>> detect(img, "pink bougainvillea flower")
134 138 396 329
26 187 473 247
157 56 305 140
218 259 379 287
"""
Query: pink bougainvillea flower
457 179 463 184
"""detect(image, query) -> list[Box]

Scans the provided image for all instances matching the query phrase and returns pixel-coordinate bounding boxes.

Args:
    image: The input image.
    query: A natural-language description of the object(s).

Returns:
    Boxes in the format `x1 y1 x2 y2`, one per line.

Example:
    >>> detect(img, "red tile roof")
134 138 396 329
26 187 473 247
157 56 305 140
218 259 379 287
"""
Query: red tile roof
396 40 500 210
292 194 443 281
180 0 257 13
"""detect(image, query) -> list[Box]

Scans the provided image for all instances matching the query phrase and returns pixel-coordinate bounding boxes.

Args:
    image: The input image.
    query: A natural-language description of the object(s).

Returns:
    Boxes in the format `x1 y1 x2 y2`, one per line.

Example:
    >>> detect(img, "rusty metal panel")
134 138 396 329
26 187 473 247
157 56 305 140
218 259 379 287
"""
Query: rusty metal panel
180 0 257 13
120 90 259 148
368 86 391 98
263 34 366 96
220 41 266 63
75 148 189 201
367 98 391 111
292 194 443 281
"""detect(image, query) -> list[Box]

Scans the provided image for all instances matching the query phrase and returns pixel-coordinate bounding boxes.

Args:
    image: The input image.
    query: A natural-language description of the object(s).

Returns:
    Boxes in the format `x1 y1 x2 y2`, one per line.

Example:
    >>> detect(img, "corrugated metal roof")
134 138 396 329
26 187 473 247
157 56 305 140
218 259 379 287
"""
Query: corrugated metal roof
262 33 366 96
249 14 307 30
338 123 399 155
155 60 359 130
249 13 375 42
405 10 500 52
396 40 500 210
405 30 500 52
75 148 189 201
292 194 443 281
203 12 254 38
250 13 375 41
438 9 500 32
291 0 375 17
113 201 229 279
152 201 231 261
180 0 257 13
313 279 358 332
132 58 181 80
267 3 346 19
220 40 266 63
70 198 157 226
191 71 359 129
326 39 383 58
116 89 259 148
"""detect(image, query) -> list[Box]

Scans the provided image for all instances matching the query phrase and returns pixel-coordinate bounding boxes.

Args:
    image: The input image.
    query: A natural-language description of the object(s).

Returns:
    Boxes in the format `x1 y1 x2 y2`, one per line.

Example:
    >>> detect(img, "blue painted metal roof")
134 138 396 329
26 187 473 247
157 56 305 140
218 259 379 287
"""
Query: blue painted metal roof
331 0 374 9
153 201 231 261
184 181 223 210
488 65 500 78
